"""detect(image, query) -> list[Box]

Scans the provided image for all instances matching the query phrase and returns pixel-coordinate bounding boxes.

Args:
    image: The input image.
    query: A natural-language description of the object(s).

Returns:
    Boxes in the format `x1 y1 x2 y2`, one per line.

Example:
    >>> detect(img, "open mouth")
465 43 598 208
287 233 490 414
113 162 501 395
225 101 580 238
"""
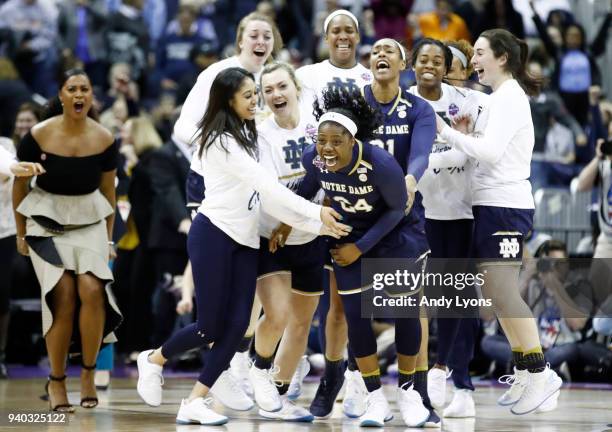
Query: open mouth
74 102 84 113
376 60 390 71
336 44 351 52
323 155 337 167
421 72 435 80
254 49 266 58
474 68 484 79
273 101 287 109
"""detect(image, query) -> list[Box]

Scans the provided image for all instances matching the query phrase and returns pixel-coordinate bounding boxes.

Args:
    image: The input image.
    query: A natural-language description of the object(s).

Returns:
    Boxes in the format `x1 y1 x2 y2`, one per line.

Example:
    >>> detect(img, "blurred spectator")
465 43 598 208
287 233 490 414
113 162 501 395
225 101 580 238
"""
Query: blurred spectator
358 43 372 69
415 0 471 43
527 60 586 190
106 0 149 95
530 0 612 126
154 5 206 97
11 102 42 147
148 132 191 346
481 240 605 378
0 0 59 97
112 116 162 356
0 57 32 137
165 0 217 44
475 0 525 39
57 0 109 91
150 92 177 141
100 62 140 115
175 40 219 106
106 0 166 53
370 0 413 44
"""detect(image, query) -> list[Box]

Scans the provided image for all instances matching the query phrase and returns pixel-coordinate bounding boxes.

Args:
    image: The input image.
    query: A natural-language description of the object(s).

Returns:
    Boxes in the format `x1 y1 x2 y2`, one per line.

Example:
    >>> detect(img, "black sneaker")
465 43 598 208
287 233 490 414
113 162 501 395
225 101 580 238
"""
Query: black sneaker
309 373 345 418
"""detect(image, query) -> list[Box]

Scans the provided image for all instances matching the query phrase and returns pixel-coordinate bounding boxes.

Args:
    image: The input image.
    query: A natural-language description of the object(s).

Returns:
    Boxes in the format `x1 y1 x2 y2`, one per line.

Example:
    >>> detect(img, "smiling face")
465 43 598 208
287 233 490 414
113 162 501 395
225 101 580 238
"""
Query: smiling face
229 77 258 122
370 39 405 83
325 14 360 67
413 44 446 90
447 56 468 82
238 19 274 68
471 36 506 88
14 110 38 139
316 121 355 172
59 74 93 118
261 67 300 122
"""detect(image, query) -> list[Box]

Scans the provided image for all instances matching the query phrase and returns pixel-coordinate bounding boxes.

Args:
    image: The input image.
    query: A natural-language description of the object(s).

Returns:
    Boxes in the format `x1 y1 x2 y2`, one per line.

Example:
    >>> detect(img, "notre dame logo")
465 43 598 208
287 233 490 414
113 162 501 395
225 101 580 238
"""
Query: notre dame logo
283 137 307 169
499 238 520 258
326 77 359 94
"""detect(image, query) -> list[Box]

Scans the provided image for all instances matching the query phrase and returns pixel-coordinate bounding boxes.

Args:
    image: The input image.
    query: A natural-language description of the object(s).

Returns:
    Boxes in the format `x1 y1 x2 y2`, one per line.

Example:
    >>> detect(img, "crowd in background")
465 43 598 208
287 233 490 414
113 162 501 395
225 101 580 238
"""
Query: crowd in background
0 0 611 383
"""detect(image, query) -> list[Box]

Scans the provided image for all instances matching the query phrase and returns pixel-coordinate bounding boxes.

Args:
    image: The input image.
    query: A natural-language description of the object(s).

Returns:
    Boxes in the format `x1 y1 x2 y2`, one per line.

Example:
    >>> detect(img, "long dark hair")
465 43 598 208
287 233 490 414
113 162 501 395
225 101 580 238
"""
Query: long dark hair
197 67 258 158
313 87 381 142
43 68 99 121
410 37 452 73
480 29 541 96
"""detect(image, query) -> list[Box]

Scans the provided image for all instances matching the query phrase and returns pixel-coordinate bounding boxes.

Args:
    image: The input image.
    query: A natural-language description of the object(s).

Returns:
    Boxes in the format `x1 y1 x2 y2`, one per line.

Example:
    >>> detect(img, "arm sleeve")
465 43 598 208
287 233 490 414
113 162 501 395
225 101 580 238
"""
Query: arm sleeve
0 145 16 176
440 91 520 164
206 137 322 229
100 139 119 171
406 101 436 181
173 68 215 145
355 152 407 254
428 148 468 169
550 93 584 138
590 12 612 58
532 12 558 59
149 149 190 228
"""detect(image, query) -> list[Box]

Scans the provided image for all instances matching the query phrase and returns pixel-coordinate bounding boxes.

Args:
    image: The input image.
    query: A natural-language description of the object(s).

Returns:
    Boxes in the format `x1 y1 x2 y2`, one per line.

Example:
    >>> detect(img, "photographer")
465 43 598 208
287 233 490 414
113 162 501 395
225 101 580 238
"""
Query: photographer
481 240 603 377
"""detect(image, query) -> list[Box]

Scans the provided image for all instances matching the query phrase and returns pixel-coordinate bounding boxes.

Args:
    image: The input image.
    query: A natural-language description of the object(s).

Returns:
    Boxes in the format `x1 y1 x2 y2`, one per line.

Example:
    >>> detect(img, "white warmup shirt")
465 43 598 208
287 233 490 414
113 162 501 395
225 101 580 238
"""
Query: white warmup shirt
440 79 535 209
410 83 489 220
198 134 322 249
258 110 322 245
0 144 16 177
296 60 373 110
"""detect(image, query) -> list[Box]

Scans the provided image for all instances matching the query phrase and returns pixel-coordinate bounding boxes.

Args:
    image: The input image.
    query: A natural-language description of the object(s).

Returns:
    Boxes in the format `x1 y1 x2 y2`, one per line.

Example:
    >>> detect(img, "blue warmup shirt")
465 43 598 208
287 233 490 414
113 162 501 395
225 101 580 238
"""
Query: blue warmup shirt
363 84 436 228
298 141 408 254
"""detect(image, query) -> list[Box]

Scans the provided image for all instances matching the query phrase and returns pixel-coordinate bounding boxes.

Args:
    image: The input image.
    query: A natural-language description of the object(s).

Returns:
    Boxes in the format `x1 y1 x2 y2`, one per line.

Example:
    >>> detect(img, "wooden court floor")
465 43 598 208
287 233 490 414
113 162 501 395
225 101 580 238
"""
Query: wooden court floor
0 378 611 431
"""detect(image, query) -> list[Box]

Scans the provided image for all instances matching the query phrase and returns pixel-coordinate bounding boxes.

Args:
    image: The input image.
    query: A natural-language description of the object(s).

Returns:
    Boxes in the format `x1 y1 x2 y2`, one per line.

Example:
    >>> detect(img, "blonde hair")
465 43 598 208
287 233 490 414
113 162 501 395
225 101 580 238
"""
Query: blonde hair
260 61 301 93
444 39 474 77
235 12 283 61
128 116 163 156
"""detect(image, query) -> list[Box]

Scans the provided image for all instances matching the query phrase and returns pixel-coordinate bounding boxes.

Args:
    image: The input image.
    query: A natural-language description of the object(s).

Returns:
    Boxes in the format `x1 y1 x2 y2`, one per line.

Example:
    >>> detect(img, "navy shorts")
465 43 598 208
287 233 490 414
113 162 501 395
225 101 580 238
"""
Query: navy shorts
332 223 430 295
472 206 534 262
257 237 326 296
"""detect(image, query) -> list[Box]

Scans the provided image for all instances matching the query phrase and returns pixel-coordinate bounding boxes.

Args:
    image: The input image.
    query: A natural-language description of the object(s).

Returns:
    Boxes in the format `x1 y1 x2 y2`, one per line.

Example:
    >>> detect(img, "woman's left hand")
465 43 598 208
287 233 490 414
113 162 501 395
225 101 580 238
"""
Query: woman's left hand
451 114 473 134
331 243 362 267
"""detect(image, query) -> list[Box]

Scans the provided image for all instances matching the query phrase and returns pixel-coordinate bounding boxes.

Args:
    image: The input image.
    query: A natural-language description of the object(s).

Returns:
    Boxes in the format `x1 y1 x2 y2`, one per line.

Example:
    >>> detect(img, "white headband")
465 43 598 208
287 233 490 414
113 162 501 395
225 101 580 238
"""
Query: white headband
448 46 468 69
393 39 406 61
319 112 358 137
324 9 359 34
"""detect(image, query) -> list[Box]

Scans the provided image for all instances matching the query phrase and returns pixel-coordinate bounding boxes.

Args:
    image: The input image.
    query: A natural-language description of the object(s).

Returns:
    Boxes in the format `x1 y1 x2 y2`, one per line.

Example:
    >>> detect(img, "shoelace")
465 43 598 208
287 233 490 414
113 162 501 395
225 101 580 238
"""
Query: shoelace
498 374 523 386
261 365 282 395
201 397 215 407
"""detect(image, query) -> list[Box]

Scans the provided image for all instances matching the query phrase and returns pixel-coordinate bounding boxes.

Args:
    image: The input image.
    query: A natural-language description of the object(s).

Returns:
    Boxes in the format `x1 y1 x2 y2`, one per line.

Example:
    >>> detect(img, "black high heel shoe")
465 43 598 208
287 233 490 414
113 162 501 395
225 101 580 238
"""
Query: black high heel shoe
80 363 99 408
43 374 75 413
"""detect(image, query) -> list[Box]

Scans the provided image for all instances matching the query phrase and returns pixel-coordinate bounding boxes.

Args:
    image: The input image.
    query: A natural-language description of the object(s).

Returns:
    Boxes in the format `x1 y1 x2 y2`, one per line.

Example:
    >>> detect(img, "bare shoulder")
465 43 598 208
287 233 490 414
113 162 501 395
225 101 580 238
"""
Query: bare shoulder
30 117 61 141
87 118 114 148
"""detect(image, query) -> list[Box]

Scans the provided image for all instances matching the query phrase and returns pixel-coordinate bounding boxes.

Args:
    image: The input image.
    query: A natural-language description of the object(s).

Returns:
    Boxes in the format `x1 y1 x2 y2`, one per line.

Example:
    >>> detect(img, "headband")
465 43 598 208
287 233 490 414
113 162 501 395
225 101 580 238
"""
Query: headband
393 39 406 61
319 112 357 137
448 46 468 69
324 9 359 34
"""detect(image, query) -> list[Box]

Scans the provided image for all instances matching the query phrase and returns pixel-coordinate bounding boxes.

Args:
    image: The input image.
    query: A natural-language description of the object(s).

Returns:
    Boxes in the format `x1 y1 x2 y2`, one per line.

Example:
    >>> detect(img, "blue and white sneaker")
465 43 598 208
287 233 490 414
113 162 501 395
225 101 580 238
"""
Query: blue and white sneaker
259 395 314 422
287 356 310 400
359 388 393 427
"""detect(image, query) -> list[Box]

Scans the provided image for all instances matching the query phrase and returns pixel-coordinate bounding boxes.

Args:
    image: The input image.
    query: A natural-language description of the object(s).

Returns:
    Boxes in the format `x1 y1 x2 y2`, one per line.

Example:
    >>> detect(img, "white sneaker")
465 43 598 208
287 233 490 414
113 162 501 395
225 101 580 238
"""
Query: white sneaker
497 368 528 406
176 397 228 425
94 370 110 389
427 367 450 409
136 350 164 407
210 369 254 411
342 369 367 418
249 365 282 412
536 388 559 413
359 388 393 427
443 389 475 418
230 351 254 398
287 355 310 401
397 384 429 427
511 367 562 415
259 395 314 422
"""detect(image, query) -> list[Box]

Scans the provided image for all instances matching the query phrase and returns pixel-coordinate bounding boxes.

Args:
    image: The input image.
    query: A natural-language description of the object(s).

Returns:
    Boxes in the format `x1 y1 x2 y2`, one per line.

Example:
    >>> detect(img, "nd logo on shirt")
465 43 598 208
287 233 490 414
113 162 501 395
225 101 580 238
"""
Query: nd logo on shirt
283 137 308 169
499 238 520 258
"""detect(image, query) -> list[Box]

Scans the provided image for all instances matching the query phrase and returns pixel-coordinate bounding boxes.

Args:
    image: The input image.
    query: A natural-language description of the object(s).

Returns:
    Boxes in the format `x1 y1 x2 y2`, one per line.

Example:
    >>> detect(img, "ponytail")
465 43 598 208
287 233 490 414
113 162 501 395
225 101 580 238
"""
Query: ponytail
480 29 541 96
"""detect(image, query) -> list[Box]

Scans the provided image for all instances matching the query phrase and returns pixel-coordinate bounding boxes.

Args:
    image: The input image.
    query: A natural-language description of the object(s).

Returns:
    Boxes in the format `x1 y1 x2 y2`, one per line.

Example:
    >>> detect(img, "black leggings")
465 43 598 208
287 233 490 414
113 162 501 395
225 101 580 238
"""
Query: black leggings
161 215 258 387
340 292 421 358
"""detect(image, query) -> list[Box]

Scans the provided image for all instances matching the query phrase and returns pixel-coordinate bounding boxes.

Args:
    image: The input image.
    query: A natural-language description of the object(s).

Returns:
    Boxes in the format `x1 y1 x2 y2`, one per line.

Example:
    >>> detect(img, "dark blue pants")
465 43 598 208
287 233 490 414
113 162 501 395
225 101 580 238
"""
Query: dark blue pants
161 214 258 386
425 218 477 390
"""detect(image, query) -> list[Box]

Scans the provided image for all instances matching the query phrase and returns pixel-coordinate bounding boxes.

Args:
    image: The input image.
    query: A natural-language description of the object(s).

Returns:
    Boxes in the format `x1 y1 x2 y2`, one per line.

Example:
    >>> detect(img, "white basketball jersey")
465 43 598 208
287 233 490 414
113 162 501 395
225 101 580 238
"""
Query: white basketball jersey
410 83 488 220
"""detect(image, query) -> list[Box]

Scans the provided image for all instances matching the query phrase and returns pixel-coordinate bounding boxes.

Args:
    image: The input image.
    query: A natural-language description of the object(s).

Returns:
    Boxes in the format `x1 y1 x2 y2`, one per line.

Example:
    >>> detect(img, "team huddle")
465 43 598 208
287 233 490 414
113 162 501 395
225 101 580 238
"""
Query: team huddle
132 8 563 428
